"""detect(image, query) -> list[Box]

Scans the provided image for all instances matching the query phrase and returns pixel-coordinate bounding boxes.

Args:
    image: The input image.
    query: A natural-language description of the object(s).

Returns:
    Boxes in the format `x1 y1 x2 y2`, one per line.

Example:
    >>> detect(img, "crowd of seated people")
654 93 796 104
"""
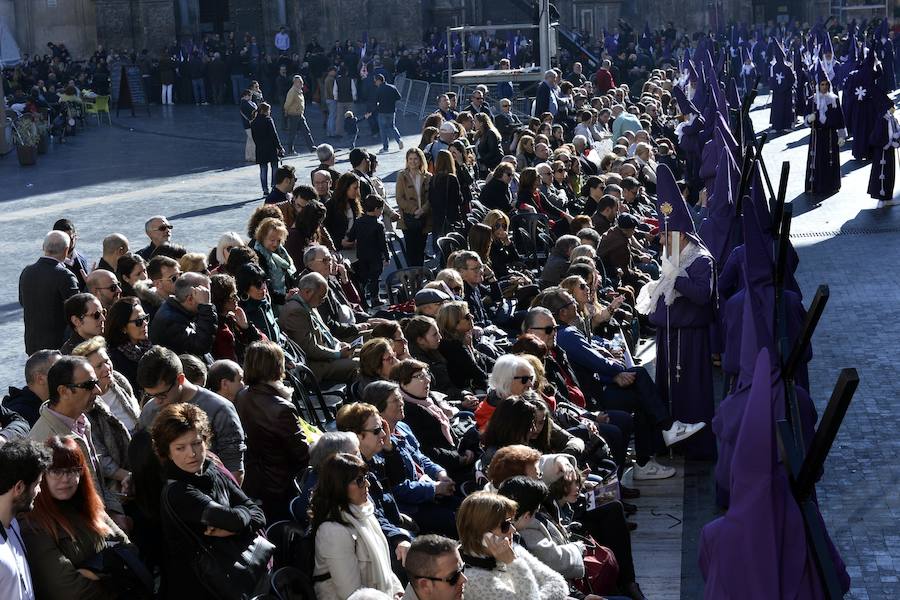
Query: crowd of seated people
1 23 734 600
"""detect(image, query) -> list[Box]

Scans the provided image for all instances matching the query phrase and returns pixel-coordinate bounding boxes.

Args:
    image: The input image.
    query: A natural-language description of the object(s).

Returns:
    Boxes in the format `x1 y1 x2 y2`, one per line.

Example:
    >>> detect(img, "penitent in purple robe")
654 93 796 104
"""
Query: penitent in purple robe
805 93 845 194
769 63 796 131
649 250 717 459
699 349 849 598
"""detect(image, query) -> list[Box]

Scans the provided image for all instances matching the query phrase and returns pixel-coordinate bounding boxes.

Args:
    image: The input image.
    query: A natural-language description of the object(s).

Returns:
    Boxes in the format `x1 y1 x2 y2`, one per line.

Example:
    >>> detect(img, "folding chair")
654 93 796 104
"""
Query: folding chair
385 266 435 304
435 236 462 268
270 566 316 600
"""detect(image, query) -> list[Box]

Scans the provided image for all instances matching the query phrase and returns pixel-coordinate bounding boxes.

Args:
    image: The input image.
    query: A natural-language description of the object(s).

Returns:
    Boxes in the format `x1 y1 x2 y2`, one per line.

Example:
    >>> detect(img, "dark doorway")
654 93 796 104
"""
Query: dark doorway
199 0 230 34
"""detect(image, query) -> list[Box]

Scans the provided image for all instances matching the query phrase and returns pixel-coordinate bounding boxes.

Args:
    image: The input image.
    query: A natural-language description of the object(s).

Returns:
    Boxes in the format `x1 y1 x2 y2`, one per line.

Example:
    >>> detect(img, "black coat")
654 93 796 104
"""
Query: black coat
149 298 218 359
428 173 462 234
478 177 513 213
251 115 282 164
2 385 43 426
438 337 489 391
19 257 80 354
476 129 504 171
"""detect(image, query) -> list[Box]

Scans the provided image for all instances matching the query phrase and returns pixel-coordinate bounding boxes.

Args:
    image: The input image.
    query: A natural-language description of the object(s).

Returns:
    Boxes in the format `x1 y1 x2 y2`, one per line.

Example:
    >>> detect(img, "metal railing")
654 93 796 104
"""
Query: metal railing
394 74 534 121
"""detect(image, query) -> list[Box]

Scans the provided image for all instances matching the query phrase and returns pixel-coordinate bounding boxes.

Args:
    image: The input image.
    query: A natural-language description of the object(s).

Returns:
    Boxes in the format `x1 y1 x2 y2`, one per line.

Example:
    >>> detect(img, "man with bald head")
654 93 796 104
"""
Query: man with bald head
97 233 129 273
136 215 173 261
85 270 121 309
19 231 80 354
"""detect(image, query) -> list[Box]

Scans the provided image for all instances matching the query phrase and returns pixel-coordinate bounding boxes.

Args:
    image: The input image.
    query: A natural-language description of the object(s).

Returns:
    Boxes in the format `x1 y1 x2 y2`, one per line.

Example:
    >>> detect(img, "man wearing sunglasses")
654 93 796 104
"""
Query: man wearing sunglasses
85 269 121 310
60 293 105 355
28 356 123 515
403 534 467 600
136 216 174 261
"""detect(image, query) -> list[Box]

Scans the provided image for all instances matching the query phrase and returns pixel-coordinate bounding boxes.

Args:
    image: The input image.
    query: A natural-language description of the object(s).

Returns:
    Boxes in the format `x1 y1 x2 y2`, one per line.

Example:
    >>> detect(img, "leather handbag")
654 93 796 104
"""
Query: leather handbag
572 533 619 595
161 483 275 600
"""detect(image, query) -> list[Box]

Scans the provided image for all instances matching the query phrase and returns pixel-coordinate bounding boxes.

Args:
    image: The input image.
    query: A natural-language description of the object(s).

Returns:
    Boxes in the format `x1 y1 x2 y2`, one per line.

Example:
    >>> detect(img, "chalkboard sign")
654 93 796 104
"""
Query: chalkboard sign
111 63 149 116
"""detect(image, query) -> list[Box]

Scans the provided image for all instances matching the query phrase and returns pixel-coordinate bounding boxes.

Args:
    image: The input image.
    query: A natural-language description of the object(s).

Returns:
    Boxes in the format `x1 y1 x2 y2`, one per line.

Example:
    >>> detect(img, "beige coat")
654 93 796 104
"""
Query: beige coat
395 169 432 232
283 85 306 116
313 520 403 600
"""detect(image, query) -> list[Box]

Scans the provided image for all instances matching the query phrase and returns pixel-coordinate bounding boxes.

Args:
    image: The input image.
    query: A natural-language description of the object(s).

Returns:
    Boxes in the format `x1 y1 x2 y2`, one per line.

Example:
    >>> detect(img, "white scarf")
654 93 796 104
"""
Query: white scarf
341 501 395 593
636 241 710 315
815 91 838 124
675 113 696 143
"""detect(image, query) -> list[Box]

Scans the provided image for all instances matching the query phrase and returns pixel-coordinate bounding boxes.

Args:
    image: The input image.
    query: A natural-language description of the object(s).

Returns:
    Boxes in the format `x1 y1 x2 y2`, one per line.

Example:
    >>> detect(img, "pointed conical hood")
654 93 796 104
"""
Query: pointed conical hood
656 163 698 236
814 60 830 84
699 146 739 266
673 84 699 115
726 77 741 110
822 34 834 57
716 113 738 157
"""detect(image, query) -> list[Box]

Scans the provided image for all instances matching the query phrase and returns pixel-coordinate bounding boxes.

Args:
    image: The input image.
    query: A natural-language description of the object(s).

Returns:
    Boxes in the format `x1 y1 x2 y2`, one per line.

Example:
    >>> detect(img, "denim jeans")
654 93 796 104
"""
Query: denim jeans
325 99 338 136
191 78 206 103
377 111 401 150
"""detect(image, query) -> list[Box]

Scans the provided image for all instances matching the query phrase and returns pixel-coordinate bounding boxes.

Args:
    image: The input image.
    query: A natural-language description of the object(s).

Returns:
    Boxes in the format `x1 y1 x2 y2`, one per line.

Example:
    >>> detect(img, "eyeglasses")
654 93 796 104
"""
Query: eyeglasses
81 309 106 321
411 564 467 586
499 518 514 534
528 325 558 335
144 380 177 403
66 379 100 391
128 315 149 327
512 375 534 384
362 425 385 436
156 224 174 232
352 473 369 487
47 467 82 480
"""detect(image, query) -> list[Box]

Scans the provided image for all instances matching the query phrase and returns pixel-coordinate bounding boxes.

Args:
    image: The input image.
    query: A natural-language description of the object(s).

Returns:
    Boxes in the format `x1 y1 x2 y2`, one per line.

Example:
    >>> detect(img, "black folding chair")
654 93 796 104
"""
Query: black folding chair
385 266 435 304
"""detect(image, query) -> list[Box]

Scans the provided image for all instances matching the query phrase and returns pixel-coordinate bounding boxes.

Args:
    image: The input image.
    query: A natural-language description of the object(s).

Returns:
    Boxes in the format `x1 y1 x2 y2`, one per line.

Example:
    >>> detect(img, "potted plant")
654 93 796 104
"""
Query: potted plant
36 119 50 155
11 115 40 166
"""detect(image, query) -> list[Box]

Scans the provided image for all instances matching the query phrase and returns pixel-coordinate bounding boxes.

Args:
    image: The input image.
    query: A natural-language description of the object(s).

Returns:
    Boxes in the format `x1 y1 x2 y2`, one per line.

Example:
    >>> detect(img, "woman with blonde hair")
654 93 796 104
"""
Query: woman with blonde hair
252 216 297 309
396 147 432 266
436 301 493 392
456 491 568 599
515 135 536 172
429 149 462 237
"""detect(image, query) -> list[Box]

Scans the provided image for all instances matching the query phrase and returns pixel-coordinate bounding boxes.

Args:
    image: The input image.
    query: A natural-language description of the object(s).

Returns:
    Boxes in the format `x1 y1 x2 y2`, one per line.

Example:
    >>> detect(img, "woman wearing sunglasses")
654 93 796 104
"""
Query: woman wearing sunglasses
104 297 151 393
436 301 493 394
456 491 568 599
483 210 525 280
474 354 535 431
310 452 404 600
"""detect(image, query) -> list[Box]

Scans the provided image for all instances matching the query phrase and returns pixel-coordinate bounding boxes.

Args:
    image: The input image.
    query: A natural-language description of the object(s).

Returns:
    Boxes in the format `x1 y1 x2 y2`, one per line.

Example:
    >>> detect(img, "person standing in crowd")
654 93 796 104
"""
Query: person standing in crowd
251 102 284 197
0 440 52 600
396 148 432 267
284 75 317 156
20 231 80 355
804 66 846 195
159 50 175 105
240 89 258 162
371 74 404 154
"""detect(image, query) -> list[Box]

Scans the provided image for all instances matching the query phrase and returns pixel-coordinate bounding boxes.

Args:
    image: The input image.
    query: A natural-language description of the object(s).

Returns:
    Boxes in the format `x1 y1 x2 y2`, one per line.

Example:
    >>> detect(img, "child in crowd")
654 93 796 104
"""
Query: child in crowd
344 110 359 148
347 194 390 306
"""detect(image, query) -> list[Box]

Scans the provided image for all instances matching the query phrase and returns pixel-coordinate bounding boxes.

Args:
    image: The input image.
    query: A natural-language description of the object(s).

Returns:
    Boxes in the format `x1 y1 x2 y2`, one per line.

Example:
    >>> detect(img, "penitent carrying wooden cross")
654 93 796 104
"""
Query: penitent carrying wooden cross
772 160 858 599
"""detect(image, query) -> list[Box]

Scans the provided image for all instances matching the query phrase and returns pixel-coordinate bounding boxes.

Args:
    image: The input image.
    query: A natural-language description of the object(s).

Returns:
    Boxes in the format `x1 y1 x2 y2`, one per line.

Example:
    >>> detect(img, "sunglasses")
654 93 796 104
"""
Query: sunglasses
168 273 181 283
412 564 467 586
81 309 106 321
128 315 149 327
353 474 369 487
493 222 509 230
529 325 558 335
363 425 385 436
66 379 100 391
578 282 589 290
555 168 566 173
499 518 514 534
156 224 174 232
513 375 534 384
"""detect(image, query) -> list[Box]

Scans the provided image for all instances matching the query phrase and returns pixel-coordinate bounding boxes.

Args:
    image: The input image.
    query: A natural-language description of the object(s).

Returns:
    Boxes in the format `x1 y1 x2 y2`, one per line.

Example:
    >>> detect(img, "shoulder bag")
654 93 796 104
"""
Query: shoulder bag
161 482 275 600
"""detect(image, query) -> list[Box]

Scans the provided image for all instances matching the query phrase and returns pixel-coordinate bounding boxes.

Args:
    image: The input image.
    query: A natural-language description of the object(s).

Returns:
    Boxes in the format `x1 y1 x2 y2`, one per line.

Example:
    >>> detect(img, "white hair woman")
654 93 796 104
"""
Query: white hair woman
474 355 535 431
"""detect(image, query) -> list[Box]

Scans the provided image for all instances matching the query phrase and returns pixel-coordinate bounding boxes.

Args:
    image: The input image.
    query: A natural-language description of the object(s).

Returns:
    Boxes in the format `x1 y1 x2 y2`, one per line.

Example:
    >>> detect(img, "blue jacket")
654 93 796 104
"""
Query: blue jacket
385 421 444 507
555 324 624 384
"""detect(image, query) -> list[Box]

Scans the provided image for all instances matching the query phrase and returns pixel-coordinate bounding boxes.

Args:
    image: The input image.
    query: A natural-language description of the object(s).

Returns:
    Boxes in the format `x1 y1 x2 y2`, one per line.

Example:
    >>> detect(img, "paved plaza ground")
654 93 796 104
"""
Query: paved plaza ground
1 99 898 597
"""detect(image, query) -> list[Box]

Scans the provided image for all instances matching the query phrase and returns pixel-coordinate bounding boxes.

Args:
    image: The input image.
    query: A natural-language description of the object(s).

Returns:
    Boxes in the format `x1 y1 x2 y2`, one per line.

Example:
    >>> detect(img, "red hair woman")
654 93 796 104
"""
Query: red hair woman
20 436 140 599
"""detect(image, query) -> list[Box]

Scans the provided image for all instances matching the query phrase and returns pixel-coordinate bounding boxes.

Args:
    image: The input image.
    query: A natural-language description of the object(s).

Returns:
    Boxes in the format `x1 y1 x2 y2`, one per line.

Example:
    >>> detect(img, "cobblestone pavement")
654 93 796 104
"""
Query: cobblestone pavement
1 99 898 597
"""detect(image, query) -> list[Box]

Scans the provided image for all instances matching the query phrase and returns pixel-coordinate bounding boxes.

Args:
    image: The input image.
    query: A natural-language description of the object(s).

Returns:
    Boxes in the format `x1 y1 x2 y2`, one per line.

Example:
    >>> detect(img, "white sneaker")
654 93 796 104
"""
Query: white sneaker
633 458 675 480
662 420 706 447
